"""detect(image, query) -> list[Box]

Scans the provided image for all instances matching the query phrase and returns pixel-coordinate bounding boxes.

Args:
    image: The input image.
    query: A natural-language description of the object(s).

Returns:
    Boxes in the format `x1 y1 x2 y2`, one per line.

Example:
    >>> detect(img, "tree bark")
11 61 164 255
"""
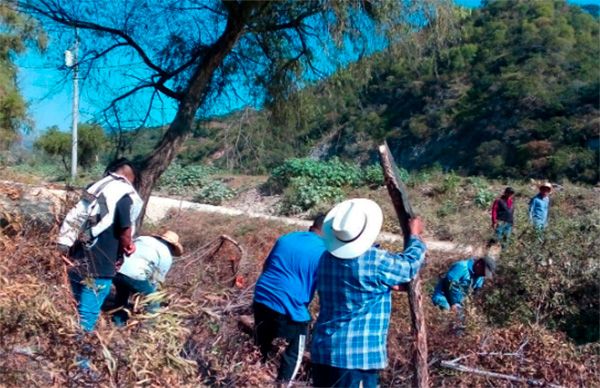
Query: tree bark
136 4 254 229
378 142 429 388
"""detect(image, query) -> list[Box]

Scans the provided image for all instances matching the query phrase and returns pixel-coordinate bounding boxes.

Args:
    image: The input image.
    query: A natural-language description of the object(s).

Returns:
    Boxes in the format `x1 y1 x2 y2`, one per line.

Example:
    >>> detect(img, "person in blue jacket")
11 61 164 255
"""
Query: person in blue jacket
253 213 326 386
529 182 552 230
432 255 496 311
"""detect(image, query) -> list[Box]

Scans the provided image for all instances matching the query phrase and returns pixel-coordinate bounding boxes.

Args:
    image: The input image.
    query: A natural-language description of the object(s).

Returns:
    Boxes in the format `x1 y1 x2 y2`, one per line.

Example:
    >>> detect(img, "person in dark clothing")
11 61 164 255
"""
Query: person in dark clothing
253 214 326 387
58 158 142 332
491 187 515 246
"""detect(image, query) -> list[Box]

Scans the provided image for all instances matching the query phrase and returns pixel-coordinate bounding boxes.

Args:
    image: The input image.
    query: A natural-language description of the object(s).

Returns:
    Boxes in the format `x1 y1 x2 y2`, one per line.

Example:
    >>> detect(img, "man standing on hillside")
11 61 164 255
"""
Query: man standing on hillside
491 187 515 246
311 199 426 387
58 158 143 333
529 182 552 230
110 230 183 325
253 214 326 387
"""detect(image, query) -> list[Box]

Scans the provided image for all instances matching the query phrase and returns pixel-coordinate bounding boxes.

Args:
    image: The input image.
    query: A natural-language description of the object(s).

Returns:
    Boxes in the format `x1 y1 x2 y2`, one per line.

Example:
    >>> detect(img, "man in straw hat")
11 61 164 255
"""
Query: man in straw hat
529 182 552 230
311 199 426 387
253 214 325 387
110 230 183 325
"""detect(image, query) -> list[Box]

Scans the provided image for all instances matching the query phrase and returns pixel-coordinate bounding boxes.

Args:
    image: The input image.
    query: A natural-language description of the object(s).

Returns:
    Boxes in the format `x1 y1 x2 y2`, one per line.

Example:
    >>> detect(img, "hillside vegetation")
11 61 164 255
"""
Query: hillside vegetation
161 0 598 183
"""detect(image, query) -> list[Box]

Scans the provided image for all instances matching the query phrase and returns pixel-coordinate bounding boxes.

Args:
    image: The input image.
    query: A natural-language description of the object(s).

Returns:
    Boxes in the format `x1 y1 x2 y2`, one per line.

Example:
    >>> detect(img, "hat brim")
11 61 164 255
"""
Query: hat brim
322 199 383 259
153 234 184 256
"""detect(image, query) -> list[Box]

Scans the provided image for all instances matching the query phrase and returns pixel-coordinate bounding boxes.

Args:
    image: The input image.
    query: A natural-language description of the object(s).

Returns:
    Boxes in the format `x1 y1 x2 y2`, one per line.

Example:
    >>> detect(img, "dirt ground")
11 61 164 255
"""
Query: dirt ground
1 179 598 386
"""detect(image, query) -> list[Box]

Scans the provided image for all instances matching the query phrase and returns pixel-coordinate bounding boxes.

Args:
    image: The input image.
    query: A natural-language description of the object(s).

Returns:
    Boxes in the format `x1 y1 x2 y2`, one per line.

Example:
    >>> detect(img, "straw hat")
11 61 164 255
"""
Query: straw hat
153 230 184 256
322 198 383 259
540 182 552 192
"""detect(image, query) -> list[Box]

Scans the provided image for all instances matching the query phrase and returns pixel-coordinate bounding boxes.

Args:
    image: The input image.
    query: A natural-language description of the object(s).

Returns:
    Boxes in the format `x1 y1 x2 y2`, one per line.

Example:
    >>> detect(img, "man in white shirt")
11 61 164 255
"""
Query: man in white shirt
111 230 183 325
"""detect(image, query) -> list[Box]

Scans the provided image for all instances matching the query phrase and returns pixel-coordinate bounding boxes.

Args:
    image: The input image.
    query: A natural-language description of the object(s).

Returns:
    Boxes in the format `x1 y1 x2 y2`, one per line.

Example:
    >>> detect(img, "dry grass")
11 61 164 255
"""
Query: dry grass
0 206 598 386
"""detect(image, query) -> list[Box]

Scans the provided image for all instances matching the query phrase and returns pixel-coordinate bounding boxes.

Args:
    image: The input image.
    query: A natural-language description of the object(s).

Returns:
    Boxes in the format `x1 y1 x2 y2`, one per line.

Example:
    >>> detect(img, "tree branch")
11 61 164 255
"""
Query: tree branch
439 360 565 388
20 1 167 75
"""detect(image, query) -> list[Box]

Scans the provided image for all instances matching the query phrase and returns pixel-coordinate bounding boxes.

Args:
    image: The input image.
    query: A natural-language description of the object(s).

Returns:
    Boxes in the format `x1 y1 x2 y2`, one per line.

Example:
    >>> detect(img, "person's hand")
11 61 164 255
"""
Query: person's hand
392 283 408 292
123 243 136 256
409 217 424 237
450 304 462 313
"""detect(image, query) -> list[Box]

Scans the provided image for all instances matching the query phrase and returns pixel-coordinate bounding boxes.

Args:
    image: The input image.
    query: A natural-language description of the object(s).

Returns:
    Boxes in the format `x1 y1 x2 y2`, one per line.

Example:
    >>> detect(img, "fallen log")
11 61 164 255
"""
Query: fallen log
439 360 565 388
378 142 429 388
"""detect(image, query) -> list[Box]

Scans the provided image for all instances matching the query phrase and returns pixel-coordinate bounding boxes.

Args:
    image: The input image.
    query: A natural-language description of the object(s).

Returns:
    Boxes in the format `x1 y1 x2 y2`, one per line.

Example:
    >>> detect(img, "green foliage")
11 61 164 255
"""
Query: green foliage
34 124 106 171
469 177 495 208
482 216 599 344
362 164 384 187
280 177 344 215
0 4 46 150
436 199 458 218
157 164 215 195
269 158 380 214
268 158 363 193
158 163 234 205
193 180 235 205
440 171 461 194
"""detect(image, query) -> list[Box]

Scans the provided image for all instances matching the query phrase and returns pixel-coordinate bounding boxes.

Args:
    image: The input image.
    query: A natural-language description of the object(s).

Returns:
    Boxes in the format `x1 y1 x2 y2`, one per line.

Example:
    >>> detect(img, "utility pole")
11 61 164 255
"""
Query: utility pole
65 28 79 179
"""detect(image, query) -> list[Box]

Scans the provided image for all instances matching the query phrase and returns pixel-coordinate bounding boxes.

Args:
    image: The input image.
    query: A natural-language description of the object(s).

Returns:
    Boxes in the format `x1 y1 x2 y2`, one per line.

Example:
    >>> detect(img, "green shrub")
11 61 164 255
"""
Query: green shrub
481 215 599 344
193 180 235 205
280 177 344 215
268 158 363 192
362 164 384 187
435 171 462 195
469 177 495 208
158 164 215 195
436 199 458 217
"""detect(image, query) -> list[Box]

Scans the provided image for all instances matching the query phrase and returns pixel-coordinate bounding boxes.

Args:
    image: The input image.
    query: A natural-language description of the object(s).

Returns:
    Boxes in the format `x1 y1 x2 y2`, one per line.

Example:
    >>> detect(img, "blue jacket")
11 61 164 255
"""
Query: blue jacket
529 194 550 228
254 231 325 322
432 258 484 309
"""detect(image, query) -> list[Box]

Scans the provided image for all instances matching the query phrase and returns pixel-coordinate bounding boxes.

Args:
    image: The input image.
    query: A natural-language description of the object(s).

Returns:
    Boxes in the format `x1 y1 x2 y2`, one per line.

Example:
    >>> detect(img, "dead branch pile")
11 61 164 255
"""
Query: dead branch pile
0 207 597 387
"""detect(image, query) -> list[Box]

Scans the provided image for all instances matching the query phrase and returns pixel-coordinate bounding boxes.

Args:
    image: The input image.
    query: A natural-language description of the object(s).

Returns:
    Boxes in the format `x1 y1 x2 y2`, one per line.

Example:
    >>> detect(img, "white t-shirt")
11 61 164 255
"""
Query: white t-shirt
118 236 173 283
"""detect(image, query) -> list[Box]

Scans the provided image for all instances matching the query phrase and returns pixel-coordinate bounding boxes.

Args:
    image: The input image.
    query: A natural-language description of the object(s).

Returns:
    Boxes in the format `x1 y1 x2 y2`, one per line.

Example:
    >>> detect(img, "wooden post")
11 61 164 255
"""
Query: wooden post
378 142 429 388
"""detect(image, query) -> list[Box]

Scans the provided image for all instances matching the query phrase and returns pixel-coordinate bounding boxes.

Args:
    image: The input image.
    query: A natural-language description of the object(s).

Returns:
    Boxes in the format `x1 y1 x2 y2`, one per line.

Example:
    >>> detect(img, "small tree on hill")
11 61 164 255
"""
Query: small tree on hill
34 123 106 171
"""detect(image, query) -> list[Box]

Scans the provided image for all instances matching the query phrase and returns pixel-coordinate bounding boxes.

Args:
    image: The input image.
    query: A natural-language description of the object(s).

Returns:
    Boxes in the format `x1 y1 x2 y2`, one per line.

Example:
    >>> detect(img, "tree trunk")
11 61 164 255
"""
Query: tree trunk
135 10 249 229
378 142 429 388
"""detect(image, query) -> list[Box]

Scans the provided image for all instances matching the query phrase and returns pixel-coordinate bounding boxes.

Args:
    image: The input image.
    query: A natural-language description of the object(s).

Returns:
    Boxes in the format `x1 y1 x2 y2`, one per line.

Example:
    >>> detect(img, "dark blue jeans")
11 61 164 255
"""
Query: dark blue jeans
312 363 379 388
111 273 157 325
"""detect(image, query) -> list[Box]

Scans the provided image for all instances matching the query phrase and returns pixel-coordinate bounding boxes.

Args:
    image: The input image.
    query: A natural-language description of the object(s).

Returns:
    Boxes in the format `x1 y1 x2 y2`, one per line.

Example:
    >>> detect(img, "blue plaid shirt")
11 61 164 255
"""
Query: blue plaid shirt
311 236 427 370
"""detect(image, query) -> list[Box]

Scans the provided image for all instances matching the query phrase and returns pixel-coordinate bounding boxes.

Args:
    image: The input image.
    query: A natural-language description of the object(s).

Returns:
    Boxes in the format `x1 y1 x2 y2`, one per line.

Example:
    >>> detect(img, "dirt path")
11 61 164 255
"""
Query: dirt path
146 195 474 254
0 181 473 254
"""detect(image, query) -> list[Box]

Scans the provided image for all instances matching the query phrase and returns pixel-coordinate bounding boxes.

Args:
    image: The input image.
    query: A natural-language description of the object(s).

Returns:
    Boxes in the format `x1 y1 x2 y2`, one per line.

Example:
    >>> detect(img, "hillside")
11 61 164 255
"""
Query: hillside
0 179 598 386
142 0 599 183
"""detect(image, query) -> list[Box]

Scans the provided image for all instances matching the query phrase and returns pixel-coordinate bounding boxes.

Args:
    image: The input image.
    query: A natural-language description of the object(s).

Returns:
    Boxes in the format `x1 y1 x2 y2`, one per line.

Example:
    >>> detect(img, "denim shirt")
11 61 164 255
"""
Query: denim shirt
529 194 550 228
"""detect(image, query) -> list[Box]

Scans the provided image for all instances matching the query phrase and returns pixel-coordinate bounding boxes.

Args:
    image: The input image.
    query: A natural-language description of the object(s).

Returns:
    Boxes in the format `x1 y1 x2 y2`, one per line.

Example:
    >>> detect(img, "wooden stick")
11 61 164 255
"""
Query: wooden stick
378 142 429 388
439 360 565 388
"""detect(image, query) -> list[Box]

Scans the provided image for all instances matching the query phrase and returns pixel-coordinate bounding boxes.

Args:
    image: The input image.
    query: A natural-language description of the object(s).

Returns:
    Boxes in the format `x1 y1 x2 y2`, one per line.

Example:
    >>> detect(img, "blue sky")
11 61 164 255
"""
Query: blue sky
16 0 600 138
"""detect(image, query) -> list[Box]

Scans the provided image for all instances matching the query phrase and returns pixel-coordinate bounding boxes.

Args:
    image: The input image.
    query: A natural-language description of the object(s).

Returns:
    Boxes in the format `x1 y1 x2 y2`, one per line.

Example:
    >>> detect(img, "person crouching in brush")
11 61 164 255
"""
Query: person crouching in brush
431 242 500 314
109 230 183 325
